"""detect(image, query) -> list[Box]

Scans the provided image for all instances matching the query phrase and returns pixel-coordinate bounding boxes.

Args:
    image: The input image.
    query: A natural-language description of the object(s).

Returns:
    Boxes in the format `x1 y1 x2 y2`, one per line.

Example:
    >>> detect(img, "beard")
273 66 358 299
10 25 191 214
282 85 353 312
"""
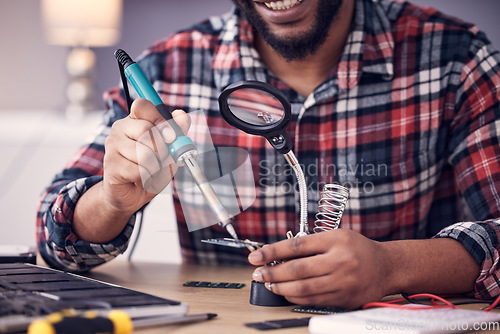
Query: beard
231 0 344 62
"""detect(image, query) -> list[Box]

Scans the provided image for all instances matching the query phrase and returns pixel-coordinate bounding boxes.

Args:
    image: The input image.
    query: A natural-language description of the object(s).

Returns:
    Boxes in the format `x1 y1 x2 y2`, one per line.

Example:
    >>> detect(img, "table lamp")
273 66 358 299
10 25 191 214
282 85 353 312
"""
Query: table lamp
41 0 123 120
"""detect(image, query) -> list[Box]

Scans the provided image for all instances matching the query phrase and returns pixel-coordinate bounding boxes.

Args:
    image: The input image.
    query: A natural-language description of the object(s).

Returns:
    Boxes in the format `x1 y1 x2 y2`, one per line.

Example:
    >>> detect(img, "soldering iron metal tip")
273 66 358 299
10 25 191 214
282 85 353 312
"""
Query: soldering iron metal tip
224 222 239 240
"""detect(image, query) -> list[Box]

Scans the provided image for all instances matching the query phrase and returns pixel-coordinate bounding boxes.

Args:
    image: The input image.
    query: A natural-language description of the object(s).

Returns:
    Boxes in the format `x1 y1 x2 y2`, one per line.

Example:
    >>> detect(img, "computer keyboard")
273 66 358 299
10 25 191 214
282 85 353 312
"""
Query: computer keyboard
0 263 188 332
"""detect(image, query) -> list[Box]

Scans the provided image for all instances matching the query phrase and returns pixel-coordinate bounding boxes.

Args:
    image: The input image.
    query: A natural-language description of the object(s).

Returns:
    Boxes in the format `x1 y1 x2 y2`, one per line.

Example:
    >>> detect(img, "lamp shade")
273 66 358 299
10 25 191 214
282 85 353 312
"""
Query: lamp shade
41 0 123 47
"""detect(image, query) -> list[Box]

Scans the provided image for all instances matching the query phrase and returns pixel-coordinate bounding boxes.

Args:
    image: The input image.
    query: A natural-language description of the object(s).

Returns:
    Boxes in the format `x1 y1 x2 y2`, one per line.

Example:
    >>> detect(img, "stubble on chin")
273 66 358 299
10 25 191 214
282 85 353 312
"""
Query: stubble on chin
231 0 344 62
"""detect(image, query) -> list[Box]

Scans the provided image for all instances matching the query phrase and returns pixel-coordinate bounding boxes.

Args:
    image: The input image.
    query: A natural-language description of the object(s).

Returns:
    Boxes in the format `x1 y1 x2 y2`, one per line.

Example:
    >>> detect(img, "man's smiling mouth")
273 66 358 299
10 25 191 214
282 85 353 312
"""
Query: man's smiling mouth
259 0 303 11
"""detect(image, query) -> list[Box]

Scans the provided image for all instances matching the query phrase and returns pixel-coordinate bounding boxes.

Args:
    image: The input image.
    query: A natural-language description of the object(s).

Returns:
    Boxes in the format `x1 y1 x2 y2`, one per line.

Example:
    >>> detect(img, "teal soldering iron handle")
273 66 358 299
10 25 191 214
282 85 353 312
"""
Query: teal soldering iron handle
113 49 239 240
114 49 196 162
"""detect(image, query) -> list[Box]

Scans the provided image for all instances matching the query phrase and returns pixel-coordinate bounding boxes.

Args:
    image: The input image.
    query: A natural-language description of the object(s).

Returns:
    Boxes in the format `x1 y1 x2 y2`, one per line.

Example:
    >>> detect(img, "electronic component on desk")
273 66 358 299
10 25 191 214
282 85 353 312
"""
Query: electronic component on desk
245 317 311 330
201 238 265 249
292 305 346 315
183 281 245 289
308 305 500 334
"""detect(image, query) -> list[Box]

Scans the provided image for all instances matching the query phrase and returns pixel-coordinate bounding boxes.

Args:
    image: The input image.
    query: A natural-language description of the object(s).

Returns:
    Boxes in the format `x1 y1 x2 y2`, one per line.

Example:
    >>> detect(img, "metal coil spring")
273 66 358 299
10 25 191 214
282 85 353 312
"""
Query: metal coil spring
313 184 349 233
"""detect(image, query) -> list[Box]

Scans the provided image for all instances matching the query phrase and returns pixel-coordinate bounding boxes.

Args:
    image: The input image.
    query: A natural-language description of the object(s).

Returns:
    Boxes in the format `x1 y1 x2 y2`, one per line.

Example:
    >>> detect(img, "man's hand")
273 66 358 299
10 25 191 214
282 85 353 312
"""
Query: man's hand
248 230 479 310
248 229 391 309
103 98 190 215
72 98 190 243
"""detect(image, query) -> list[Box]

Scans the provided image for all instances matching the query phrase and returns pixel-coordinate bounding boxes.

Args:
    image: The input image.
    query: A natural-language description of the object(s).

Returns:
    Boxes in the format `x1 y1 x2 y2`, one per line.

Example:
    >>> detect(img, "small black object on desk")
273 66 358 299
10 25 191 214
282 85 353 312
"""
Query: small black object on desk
249 281 294 307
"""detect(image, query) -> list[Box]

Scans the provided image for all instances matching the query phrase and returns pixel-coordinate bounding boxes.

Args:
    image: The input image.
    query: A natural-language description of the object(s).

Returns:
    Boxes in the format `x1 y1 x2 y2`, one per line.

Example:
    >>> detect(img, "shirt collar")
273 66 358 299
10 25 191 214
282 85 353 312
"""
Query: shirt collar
213 0 395 93
212 7 268 91
338 0 394 90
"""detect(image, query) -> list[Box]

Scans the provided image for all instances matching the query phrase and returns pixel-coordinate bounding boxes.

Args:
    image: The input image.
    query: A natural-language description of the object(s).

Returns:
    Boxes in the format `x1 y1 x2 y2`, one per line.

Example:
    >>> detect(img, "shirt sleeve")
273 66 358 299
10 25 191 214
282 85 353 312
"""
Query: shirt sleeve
36 86 135 272
434 29 500 299
435 220 500 299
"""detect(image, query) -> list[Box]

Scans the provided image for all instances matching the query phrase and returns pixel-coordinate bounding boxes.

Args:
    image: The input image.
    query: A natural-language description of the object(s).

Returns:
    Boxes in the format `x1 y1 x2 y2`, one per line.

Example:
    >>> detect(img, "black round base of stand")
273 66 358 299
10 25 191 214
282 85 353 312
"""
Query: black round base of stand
249 280 294 306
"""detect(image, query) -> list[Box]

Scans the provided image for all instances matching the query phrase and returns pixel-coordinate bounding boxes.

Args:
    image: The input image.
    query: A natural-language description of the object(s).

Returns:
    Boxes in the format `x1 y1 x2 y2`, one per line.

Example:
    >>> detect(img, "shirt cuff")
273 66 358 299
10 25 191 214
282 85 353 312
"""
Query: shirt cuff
40 176 136 272
434 219 500 299
41 215 135 272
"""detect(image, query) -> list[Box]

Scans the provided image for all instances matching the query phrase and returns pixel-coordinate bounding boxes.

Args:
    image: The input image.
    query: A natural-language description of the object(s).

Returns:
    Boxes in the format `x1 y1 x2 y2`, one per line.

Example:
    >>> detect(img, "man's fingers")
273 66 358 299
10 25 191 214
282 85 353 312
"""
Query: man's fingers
248 233 332 265
137 127 169 163
136 127 179 194
263 274 363 308
172 109 190 133
104 153 142 186
129 98 165 125
130 99 190 143
162 109 191 142
284 291 350 309
264 274 340 299
252 253 333 283
108 102 190 194
141 156 178 194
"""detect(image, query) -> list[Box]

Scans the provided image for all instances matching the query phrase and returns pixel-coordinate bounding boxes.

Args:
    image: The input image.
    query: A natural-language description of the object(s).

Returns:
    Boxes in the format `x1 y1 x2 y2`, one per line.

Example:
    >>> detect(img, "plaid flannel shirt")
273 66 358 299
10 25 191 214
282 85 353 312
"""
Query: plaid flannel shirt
37 0 500 299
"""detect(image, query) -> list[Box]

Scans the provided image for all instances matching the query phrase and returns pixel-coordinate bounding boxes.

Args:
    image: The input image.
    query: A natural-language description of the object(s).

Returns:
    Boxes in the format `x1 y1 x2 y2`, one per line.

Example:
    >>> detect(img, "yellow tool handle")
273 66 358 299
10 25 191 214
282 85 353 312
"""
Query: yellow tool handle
27 310 133 334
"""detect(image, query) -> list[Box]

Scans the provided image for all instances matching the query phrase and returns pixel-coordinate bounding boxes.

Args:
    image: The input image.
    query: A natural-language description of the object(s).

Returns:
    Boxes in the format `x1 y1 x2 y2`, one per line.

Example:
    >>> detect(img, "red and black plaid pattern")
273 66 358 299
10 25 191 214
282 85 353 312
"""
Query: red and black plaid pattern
37 0 500 298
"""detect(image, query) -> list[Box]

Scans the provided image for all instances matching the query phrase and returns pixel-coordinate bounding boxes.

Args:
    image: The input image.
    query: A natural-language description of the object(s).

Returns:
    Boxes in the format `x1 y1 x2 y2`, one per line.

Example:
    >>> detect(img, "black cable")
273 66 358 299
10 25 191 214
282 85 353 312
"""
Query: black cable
127 206 146 261
117 59 133 113
401 292 418 304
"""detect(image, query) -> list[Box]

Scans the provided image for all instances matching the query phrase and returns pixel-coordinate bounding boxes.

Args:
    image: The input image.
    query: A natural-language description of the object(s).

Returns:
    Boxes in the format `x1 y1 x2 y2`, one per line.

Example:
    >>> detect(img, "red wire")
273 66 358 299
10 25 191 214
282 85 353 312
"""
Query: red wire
363 293 500 312
363 293 457 310
484 294 500 312
409 293 457 307
363 302 454 310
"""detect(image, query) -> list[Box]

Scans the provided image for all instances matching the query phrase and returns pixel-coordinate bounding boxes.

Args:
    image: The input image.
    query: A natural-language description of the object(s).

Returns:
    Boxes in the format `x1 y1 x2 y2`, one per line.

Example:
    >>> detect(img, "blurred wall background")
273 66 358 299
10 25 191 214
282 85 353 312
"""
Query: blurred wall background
0 0 499 263
1 0 500 111
0 0 232 111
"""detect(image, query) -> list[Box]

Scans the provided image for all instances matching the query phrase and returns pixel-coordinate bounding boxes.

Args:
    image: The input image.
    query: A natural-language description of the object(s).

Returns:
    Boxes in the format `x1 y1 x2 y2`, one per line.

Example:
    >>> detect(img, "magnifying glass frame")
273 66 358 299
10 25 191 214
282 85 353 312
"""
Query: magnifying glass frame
218 81 293 154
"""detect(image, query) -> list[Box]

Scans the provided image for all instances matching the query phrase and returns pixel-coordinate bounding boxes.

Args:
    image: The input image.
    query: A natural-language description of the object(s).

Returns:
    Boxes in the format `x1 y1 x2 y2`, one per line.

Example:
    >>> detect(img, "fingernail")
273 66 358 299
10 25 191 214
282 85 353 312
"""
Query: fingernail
252 268 263 282
248 251 263 263
265 282 272 291
161 126 173 142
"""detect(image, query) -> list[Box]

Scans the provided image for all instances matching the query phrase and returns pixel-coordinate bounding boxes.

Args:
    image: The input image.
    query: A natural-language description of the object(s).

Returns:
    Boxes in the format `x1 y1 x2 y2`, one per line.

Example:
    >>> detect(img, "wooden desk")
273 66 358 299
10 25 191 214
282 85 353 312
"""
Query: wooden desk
84 260 499 334
86 260 305 333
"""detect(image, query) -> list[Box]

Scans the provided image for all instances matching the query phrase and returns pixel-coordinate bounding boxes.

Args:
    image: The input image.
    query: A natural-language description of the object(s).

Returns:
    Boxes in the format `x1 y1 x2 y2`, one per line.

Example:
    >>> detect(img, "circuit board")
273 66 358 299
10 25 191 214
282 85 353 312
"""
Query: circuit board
201 238 265 249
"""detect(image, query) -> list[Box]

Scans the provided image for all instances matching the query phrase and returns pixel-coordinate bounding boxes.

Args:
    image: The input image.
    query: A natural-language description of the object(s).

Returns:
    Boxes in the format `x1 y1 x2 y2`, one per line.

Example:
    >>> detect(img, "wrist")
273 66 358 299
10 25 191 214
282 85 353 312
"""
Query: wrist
377 238 480 296
101 182 147 219
73 181 137 243
377 240 409 295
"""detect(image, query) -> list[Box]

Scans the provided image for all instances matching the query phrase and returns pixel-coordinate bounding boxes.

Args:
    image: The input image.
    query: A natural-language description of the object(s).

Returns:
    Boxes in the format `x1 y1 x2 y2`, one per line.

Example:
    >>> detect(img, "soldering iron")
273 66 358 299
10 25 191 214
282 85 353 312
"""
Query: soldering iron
114 49 238 240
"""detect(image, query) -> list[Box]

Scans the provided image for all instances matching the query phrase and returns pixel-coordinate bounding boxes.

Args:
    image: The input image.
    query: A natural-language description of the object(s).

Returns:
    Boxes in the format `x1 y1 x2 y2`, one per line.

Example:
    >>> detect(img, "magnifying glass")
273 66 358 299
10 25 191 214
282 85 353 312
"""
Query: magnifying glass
219 81 308 237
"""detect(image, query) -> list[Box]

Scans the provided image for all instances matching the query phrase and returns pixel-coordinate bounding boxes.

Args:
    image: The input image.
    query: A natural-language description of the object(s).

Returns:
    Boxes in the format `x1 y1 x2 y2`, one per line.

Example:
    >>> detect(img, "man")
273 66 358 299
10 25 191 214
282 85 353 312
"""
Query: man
37 0 500 309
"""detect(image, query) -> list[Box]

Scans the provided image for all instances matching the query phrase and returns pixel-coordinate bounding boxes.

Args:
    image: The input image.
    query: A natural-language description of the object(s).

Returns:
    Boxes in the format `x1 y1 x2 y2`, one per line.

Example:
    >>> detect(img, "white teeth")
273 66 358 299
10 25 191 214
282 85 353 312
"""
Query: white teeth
263 0 302 11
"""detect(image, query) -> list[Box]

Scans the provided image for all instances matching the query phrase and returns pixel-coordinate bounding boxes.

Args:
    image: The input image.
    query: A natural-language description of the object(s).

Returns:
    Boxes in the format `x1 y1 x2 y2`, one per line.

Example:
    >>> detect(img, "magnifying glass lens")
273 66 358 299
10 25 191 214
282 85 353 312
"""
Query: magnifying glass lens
227 88 285 126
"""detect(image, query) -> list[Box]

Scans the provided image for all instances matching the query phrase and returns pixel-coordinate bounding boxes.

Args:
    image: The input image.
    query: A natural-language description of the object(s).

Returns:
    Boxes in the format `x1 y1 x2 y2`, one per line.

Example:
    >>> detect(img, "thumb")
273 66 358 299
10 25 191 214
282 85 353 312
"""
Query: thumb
129 98 166 127
161 109 191 142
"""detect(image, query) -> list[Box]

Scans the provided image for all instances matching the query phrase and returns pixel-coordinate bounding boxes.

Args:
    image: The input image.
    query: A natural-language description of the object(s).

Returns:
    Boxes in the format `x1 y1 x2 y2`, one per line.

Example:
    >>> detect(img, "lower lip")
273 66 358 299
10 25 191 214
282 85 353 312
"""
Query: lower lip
253 0 312 25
